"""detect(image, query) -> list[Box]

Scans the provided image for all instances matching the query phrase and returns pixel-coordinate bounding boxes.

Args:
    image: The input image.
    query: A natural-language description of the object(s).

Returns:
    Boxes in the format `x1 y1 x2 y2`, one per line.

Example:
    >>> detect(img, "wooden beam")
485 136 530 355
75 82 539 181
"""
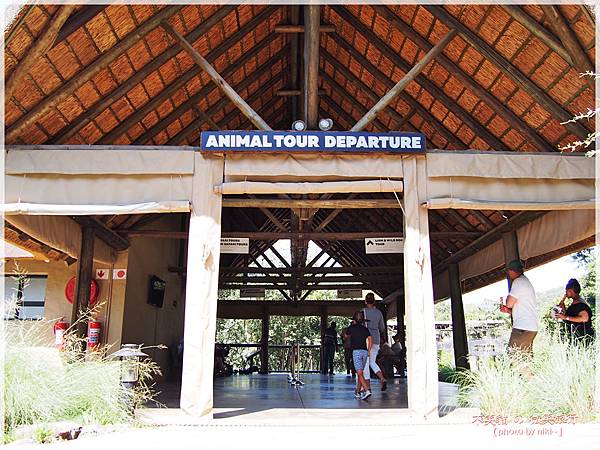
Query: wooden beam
50 5 242 144
7 5 184 143
433 211 545 275
321 75 410 133
260 307 269 374
219 283 396 290
470 210 496 230
303 5 320 129
155 44 287 145
54 6 106 46
276 89 325 96
321 41 465 148
425 5 590 140
351 29 456 131
223 198 402 209
72 227 94 340
220 275 396 284
218 266 403 274
371 5 556 153
275 24 335 33
539 5 594 76
167 55 287 145
192 106 220 130
333 8 509 151
162 21 272 131
72 216 129 251
503 6 572 65
288 5 301 123
6 5 77 100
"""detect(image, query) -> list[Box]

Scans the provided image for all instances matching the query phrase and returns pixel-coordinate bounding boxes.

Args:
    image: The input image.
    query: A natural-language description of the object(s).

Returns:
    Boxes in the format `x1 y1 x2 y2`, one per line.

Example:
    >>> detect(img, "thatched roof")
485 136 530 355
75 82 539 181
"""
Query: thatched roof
4 4 595 150
3 5 595 298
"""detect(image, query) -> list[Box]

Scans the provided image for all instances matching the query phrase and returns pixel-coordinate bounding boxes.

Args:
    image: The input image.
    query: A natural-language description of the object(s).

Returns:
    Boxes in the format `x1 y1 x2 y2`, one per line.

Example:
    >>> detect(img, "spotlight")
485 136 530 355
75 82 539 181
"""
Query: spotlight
318 118 333 131
292 120 306 131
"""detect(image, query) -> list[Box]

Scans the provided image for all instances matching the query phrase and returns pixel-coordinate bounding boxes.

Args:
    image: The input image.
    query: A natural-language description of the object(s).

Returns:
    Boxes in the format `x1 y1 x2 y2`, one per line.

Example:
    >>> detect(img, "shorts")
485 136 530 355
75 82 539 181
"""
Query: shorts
352 349 368 372
508 328 537 353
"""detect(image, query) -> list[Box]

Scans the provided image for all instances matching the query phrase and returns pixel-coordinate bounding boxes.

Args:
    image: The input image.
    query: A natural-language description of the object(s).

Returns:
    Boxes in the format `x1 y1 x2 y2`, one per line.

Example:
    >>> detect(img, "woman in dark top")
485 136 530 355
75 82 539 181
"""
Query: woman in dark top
556 278 594 344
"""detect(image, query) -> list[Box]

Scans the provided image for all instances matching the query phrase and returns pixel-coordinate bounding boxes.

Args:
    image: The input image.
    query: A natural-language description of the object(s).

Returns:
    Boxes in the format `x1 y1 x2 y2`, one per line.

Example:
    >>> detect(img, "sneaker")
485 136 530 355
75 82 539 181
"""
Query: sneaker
360 390 372 401
354 391 361 398
381 381 387 392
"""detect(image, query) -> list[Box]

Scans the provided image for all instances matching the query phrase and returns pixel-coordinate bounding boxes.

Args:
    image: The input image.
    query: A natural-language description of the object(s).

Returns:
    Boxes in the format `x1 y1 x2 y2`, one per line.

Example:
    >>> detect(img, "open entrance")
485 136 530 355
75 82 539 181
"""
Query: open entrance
212 188 418 416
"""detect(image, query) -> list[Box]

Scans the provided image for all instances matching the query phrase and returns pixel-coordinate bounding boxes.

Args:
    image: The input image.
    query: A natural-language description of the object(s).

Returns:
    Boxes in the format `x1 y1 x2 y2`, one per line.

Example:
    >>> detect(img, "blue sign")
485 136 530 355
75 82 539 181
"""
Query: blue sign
200 131 425 153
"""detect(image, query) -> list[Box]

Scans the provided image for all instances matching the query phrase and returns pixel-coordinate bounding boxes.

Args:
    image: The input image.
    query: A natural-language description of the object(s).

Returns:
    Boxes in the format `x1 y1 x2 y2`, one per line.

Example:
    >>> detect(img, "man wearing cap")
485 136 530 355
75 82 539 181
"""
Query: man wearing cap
500 259 538 353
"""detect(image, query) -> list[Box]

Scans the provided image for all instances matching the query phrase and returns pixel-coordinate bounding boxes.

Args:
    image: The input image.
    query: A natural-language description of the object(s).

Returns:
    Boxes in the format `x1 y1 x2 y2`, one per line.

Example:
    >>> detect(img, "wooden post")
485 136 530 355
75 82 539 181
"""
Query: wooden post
320 305 328 374
260 307 270 374
448 263 470 371
162 21 272 131
71 226 95 339
180 155 223 417
351 29 456 132
5 5 76 100
289 5 300 123
403 156 438 419
502 230 520 289
303 5 320 129
396 292 406 376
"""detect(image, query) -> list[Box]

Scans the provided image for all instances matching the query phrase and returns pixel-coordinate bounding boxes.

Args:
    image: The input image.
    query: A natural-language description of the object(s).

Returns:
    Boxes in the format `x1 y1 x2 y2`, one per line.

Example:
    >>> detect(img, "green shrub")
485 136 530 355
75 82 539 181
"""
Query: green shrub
4 300 161 438
455 333 597 422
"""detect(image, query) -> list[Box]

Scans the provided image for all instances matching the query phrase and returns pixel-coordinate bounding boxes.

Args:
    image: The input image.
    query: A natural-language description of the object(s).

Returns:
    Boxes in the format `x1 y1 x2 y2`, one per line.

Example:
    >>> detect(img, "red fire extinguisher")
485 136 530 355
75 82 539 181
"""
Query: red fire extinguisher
87 319 102 351
53 318 69 351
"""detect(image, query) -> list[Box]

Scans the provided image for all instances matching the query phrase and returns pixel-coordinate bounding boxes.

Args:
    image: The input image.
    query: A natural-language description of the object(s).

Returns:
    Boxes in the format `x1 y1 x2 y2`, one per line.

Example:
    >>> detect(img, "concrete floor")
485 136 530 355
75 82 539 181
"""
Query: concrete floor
148 373 462 423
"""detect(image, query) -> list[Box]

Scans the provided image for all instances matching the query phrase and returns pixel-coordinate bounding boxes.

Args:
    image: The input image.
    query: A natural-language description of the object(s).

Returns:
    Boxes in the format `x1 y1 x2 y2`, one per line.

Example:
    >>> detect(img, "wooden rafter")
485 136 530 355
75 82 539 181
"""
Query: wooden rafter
332 7 510 151
49 5 240 144
372 5 557 153
433 211 547 275
351 29 457 132
539 5 594 76
162 21 272 131
425 5 591 139
7 5 185 143
6 5 77 101
54 6 106 45
168 56 287 145
99 9 278 145
320 42 465 149
303 5 321 129
502 6 572 65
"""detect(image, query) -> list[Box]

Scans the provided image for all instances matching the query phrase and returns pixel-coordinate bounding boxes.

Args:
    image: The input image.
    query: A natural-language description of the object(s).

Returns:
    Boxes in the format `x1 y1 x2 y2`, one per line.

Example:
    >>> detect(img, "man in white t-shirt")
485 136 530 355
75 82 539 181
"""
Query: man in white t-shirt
500 259 538 353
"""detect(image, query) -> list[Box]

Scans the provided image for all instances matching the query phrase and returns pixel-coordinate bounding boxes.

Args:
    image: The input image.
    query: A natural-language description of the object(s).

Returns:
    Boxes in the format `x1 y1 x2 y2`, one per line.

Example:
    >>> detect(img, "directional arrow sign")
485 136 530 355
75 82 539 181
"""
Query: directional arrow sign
95 269 109 280
365 237 404 254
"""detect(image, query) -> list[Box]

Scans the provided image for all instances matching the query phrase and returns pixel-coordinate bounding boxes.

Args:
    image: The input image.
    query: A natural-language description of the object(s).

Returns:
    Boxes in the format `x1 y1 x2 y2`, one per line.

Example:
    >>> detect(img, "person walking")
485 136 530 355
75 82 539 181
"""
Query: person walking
345 310 372 400
361 293 387 391
499 259 538 354
322 321 338 375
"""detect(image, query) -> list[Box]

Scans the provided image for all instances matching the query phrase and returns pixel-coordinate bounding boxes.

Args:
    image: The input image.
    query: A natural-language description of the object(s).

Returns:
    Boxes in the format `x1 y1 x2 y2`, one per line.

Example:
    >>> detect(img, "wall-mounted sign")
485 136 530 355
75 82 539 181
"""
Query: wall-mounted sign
365 237 404 254
95 269 109 280
240 287 266 298
113 269 127 280
200 131 425 154
337 288 363 299
220 237 249 254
